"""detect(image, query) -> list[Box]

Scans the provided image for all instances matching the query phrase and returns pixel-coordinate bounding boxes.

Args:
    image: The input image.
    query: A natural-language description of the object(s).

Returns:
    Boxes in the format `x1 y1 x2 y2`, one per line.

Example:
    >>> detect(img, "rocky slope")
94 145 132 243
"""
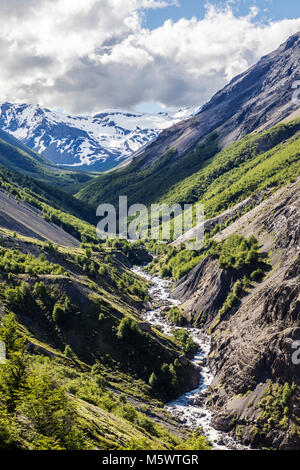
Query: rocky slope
77 32 300 209
172 178 300 449
0 103 196 171
126 32 300 170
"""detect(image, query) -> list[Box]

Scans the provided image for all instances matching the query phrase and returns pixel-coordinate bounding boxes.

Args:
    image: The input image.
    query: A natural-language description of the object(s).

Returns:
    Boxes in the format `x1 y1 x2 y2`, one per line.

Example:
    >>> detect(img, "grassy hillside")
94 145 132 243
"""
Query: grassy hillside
0 131 94 193
0 158 210 449
77 120 300 219
0 228 208 449
144 119 300 283
76 132 219 208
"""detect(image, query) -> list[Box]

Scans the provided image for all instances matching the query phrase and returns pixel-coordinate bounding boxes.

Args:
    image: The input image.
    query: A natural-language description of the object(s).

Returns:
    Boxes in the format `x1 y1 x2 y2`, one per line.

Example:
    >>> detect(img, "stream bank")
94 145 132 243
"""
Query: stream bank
132 266 247 450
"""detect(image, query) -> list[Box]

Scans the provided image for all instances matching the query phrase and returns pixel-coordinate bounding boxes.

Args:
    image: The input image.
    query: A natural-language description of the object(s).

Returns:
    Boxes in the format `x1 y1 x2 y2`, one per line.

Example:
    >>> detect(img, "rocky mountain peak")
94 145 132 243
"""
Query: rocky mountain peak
130 31 300 170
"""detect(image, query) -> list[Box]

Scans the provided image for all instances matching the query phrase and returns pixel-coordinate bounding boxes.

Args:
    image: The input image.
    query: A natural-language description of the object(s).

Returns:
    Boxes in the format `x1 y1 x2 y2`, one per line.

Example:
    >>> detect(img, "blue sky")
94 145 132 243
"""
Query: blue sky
145 1 300 30
137 0 300 113
1 0 299 114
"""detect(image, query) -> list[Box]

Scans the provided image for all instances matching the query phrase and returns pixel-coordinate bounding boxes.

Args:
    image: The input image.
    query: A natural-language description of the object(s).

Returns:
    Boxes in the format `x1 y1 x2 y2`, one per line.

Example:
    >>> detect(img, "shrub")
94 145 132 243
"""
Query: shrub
4 281 31 306
17 374 87 449
167 307 185 326
149 372 158 388
130 281 147 299
117 317 141 340
52 303 65 323
34 281 47 298
250 268 264 281
172 329 196 354
160 266 171 278
233 280 243 297
159 363 178 393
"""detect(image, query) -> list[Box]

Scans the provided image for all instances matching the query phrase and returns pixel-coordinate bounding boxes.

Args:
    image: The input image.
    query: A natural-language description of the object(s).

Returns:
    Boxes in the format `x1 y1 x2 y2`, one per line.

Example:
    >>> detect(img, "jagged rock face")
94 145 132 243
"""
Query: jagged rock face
210 180 300 449
131 32 300 169
172 257 244 327
208 257 300 449
173 178 300 449
210 262 300 391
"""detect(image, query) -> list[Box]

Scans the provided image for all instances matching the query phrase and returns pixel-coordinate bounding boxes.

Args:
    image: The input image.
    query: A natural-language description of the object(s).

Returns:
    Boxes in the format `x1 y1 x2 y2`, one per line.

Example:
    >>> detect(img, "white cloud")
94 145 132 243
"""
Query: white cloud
0 1 299 113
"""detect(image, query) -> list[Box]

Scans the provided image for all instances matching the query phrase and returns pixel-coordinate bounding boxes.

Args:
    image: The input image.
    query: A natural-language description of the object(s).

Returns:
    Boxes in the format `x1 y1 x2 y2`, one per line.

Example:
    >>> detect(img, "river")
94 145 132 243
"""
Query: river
132 266 245 450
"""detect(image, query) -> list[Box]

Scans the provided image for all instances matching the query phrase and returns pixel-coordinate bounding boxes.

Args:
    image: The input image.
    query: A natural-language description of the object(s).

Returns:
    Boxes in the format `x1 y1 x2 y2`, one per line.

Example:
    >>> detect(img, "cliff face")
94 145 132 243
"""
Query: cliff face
173 178 300 449
130 32 300 170
209 255 300 449
172 256 244 327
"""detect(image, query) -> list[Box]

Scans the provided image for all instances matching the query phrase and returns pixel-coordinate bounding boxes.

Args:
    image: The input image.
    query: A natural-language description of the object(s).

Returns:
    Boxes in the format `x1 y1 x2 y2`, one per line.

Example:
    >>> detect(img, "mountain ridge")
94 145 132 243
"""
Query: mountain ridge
77 31 300 209
0 102 198 172
121 31 300 171
0 30 299 451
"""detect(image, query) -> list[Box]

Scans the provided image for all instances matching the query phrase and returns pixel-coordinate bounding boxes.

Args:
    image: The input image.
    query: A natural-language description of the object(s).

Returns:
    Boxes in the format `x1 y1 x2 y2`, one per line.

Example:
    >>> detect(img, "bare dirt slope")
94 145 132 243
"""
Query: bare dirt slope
0 190 79 246
214 178 300 264
171 191 266 248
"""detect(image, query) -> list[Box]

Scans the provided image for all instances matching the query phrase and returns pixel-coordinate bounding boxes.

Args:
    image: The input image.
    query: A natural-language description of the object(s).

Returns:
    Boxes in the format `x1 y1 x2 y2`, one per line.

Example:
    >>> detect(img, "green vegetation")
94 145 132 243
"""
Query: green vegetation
209 277 250 333
0 234 188 385
0 164 97 244
171 329 196 355
176 428 212 450
77 133 219 208
158 246 203 281
0 246 65 276
0 314 90 450
0 314 208 450
217 234 261 269
0 133 94 192
155 234 267 282
117 317 142 340
77 120 300 227
166 307 185 326
160 120 300 212
150 233 270 334
256 382 299 439
149 360 183 397
0 111 298 451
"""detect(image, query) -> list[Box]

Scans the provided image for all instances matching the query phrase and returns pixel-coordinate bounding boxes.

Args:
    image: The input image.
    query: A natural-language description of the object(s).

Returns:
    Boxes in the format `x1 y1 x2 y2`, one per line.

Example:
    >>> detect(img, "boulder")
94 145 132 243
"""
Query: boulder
138 322 152 333
143 301 152 310
211 412 235 432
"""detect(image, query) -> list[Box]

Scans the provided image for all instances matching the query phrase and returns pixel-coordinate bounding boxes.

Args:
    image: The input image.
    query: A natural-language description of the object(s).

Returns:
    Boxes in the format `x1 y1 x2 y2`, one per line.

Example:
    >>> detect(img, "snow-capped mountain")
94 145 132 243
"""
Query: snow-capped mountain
0 102 199 171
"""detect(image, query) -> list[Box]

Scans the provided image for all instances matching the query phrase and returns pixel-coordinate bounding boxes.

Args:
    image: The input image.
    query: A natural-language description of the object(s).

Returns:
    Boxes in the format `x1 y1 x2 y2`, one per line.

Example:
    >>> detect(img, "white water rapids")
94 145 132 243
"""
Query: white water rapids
132 266 245 450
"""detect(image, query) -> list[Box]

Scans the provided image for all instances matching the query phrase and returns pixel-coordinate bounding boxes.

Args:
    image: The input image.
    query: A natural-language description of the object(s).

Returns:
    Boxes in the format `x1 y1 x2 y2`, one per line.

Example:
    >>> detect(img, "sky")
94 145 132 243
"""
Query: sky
0 0 300 115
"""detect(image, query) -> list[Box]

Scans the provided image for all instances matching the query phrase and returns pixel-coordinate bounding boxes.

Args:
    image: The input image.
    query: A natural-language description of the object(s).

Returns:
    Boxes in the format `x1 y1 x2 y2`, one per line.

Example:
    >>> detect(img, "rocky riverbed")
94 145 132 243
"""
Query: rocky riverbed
132 266 247 450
